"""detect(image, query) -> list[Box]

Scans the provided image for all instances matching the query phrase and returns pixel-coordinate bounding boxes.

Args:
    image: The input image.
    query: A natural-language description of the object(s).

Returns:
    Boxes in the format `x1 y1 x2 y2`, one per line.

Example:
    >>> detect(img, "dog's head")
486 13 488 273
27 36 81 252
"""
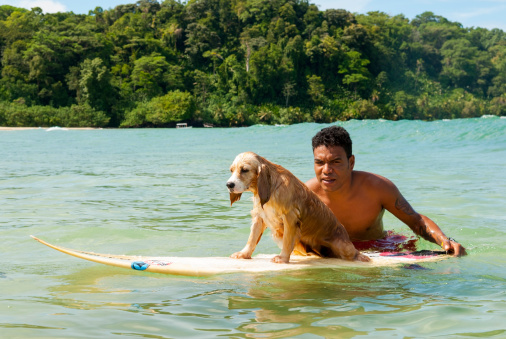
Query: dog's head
226 152 271 207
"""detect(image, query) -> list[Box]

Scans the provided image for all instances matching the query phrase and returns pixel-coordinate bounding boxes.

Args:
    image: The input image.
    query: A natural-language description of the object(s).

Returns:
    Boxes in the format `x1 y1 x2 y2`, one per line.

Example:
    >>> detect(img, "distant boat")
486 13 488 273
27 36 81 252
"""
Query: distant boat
203 123 214 128
176 123 192 129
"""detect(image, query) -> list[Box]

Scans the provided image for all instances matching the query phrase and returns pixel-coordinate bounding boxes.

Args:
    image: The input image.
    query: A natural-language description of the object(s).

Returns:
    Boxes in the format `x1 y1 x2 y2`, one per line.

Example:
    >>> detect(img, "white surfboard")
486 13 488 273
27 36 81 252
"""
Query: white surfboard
31 236 449 277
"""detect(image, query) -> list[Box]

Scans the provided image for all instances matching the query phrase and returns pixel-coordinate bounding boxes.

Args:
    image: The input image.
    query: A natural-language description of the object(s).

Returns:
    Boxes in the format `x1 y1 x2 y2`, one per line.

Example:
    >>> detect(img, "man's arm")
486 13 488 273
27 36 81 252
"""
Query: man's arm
380 179 467 256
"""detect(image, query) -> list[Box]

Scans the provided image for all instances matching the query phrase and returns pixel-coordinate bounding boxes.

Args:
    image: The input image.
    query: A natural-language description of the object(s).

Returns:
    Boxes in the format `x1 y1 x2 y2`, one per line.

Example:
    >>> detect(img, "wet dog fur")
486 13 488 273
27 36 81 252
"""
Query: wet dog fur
226 152 370 263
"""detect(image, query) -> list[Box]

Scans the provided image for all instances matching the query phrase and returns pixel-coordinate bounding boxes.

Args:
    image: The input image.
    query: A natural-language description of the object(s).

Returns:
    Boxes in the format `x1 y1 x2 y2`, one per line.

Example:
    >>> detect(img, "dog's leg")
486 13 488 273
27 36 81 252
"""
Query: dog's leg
292 241 309 256
329 238 371 262
230 215 266 259
271 214 299 263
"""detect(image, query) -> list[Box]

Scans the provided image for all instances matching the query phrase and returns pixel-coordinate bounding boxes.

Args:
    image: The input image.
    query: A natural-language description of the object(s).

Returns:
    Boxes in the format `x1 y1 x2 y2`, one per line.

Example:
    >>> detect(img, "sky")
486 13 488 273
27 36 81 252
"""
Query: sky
2 0 506 31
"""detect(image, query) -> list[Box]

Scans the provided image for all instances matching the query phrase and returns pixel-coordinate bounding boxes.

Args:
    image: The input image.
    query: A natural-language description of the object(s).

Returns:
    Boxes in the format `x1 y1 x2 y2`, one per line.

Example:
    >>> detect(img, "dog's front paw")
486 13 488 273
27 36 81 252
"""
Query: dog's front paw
230 251 251 259
271 255 289 263
356 252 371 262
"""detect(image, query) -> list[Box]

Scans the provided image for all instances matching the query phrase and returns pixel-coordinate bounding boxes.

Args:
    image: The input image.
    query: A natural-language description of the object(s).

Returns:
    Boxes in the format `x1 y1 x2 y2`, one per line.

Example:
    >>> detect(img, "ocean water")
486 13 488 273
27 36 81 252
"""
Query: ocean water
1 117 505 338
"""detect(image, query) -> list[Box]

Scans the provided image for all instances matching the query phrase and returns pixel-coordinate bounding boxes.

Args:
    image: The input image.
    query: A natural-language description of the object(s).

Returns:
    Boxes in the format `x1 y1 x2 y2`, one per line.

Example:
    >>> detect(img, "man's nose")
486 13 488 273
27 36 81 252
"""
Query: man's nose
226 182 235 189
322 163 332 174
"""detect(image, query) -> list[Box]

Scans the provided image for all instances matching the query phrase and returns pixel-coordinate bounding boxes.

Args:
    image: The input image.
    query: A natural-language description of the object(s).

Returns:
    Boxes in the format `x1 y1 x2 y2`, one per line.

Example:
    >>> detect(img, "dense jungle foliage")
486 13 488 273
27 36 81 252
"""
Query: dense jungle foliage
1 0 506 127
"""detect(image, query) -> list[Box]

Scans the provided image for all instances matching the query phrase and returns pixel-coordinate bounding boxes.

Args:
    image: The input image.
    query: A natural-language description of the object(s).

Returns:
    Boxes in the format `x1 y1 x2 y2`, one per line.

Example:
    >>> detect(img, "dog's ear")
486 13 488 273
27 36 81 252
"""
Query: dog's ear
257 163 271 208
230 192 242 206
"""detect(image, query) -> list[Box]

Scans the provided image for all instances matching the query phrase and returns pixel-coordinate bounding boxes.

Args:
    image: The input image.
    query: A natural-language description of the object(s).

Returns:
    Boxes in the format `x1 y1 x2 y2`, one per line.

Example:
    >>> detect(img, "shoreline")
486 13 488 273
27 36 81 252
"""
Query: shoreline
1 115 503 132
0 127 102 131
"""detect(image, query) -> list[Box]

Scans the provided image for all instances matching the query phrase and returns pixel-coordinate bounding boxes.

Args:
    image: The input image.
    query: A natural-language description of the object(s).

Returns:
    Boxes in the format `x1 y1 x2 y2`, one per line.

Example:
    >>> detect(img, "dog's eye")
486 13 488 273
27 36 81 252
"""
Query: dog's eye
241 168 249 173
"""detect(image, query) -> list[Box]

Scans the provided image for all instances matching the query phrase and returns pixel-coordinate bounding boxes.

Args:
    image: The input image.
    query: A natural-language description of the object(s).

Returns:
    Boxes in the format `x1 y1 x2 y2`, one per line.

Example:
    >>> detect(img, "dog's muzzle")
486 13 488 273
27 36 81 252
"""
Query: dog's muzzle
226 181 235 192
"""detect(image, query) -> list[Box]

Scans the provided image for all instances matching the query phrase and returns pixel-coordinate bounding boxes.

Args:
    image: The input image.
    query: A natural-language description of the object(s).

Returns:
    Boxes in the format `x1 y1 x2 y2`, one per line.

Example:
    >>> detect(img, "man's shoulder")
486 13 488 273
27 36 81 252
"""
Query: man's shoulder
353 171 396 191
305 177 319 191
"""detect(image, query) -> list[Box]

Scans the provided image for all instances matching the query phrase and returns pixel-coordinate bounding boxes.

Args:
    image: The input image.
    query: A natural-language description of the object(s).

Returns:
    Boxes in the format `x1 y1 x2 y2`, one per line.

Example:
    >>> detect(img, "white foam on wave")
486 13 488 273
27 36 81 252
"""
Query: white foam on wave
46 126 69 132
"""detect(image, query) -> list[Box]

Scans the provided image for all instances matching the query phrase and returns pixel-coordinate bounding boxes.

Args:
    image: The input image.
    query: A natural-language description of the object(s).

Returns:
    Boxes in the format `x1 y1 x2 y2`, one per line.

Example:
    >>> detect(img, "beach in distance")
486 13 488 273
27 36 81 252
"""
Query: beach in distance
0 117 505 338
0 127 100 131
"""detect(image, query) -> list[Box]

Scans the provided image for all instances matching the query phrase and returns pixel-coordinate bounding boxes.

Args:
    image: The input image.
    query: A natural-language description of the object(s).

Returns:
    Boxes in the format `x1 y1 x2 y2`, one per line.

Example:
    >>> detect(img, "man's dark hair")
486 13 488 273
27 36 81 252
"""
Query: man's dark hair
312 126 352 158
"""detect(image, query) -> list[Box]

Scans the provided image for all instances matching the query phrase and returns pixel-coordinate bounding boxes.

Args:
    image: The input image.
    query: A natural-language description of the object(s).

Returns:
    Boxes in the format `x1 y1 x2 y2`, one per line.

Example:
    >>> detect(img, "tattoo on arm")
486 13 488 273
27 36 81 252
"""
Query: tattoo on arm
395 196 416 216
395 196 434 242
411 219 434 242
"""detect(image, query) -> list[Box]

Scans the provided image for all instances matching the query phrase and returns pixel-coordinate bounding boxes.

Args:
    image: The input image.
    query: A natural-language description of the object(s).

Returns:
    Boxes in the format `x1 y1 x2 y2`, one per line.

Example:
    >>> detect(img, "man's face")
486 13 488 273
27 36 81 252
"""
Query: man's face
313 145 354 192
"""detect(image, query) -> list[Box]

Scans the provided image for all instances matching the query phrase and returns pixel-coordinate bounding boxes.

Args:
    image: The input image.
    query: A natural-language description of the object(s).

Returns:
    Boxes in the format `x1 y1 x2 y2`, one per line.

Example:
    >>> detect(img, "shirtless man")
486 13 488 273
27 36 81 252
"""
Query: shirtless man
306 126 467 256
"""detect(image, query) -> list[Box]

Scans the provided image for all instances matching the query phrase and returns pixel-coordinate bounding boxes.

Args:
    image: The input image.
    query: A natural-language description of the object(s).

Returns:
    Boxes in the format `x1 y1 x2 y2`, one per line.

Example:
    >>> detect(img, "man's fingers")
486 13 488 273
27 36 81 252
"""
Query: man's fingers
442 238 467 257
454 244 467 257
441 239 452 253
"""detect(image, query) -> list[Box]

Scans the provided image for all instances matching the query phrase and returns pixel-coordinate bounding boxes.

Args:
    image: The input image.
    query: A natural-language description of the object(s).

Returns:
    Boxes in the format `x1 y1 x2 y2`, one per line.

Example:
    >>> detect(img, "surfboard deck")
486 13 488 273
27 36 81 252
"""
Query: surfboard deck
31 236 449 277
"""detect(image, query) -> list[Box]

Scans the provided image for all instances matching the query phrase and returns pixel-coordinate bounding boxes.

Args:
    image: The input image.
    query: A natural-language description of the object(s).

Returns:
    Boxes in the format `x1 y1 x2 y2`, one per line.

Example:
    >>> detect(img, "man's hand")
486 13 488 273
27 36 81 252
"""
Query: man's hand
441 237 467 256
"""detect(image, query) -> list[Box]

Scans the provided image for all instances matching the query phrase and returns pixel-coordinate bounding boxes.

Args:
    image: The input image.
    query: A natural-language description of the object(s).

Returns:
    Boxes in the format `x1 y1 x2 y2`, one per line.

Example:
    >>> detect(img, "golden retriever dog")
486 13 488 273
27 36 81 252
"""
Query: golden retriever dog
226 152 370 263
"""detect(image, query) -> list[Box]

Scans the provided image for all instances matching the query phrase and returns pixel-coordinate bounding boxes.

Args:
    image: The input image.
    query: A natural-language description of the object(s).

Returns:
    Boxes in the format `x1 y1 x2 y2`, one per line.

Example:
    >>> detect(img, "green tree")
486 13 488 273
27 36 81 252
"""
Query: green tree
440 38 478 89
487 45 506 97
121 90 195 127
77 58 116 113
339 50 372 95
131 53 169 99
307 74 326 106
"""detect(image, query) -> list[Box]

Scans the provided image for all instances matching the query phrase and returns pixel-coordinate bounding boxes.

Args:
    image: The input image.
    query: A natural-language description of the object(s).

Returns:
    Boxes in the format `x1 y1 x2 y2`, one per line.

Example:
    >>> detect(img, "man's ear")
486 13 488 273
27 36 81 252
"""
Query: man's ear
257 163 271 208
230 193 242 206
349 155 355 170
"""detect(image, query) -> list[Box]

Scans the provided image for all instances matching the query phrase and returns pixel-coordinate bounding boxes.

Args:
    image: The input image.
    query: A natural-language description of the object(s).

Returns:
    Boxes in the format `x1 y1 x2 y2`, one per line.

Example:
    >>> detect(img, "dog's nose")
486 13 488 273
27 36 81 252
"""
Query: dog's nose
226 182 235 189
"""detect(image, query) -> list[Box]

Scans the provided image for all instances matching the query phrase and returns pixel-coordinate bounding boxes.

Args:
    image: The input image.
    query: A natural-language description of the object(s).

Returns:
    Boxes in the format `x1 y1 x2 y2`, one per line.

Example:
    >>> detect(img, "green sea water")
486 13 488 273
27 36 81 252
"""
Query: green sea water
1 117 505 338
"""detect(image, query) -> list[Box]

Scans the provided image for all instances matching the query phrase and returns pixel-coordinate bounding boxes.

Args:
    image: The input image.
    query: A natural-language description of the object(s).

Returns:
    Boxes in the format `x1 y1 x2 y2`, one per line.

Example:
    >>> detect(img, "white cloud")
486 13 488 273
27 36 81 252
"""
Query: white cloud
452 5 506 19
3 0 67 13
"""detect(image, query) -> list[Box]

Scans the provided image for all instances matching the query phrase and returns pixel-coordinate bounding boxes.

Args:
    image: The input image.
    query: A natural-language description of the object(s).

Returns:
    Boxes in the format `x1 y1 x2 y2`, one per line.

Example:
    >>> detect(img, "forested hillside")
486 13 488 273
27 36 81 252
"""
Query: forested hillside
1 0 506 127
